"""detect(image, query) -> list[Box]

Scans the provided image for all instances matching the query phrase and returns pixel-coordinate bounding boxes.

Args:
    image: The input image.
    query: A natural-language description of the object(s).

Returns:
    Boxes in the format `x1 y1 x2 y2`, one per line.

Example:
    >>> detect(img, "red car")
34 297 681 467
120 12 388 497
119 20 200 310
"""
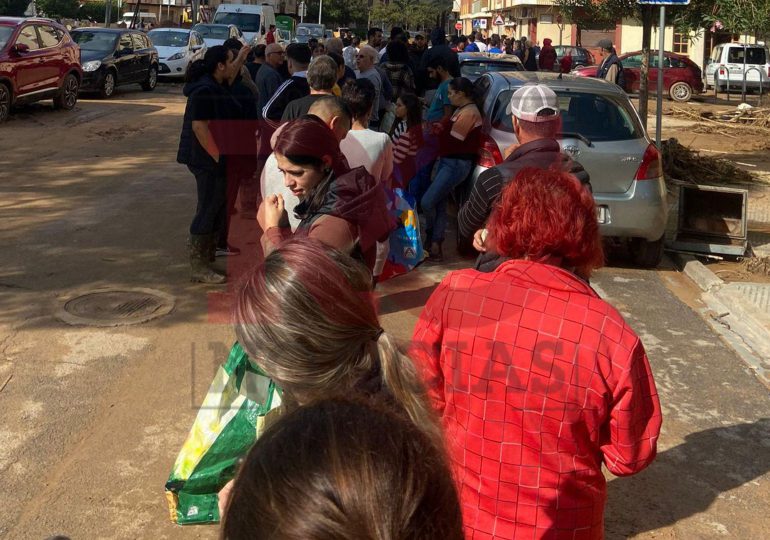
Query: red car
573 50 703 102
0 17 82 122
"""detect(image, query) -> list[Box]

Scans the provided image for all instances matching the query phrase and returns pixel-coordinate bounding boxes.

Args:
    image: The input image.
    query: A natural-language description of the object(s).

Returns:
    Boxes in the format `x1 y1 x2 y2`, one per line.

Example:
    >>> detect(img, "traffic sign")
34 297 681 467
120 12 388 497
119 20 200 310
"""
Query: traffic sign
455 22 462 30
637 0 690 4
494 14 504 26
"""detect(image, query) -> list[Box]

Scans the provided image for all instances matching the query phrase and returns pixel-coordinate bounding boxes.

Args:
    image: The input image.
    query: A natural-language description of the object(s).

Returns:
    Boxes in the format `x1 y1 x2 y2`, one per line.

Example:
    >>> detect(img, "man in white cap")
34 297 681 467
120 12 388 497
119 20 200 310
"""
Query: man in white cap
457 83 591 264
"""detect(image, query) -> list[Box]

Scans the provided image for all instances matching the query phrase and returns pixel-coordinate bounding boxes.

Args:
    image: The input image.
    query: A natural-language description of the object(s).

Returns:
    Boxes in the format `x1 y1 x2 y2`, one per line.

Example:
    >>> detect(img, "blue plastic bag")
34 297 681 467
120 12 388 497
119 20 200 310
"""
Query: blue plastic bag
379 189 425 281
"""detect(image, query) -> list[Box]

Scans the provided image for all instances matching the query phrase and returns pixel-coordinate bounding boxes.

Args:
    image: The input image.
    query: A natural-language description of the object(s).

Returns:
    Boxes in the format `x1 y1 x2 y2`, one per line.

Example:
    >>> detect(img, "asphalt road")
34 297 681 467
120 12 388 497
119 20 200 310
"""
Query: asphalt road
0 84 767 539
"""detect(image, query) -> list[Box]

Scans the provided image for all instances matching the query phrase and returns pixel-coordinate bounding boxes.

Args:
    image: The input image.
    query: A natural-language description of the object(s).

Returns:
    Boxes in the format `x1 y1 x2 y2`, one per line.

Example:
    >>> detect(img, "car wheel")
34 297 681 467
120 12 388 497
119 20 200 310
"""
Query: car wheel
100 71 116 98
628 235 664 268
669 81 692 102
0 83 10 123
142 65 158 91
53 73 79 110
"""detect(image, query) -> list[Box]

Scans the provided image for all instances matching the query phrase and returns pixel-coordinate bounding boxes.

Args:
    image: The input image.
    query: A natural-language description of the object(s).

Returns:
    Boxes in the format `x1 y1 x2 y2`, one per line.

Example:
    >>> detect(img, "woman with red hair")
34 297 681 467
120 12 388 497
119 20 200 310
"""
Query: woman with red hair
411 168 662 540
258 117 393 272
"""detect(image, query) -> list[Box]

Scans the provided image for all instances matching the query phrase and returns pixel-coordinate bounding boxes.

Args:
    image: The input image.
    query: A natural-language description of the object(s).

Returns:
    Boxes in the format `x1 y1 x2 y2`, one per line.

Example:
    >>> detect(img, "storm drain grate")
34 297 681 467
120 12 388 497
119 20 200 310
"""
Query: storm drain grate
57 288 175 327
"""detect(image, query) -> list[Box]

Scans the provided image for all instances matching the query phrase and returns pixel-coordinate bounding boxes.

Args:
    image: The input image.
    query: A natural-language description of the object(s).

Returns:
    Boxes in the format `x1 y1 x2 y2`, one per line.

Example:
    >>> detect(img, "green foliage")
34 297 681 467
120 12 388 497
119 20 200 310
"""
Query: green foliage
554 0 637 30
706 0 770 37
78 1 119 24
370 0 447 30
305 0 369 29
0 0 30 16
37 0 80 19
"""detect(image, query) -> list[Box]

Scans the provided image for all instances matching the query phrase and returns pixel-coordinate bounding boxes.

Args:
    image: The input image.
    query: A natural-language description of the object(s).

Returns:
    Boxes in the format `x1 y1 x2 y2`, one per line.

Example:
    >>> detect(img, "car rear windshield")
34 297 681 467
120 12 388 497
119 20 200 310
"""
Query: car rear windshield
727 46 767 65
0 26 13 50
212 13 260 33
148 31 188 47
297 26 324 37
491 90 643 142
195 25 230 39
72 31 118 52
461 61 522 79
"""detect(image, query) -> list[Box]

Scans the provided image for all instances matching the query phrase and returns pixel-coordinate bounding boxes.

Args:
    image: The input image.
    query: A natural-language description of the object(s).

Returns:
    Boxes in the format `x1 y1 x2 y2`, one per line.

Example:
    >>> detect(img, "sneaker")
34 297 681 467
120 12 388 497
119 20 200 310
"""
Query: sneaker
216 245 241 257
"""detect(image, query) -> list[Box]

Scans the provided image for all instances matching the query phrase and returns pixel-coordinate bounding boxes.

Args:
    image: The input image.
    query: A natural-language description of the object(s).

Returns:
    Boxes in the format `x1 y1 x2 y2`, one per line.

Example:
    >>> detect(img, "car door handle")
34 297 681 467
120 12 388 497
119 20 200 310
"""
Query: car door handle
36 58 45 63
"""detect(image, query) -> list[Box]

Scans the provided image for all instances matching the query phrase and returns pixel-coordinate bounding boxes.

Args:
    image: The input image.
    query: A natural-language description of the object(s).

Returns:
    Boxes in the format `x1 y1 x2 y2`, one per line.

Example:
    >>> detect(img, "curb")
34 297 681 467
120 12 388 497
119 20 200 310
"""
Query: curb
670 253 770 388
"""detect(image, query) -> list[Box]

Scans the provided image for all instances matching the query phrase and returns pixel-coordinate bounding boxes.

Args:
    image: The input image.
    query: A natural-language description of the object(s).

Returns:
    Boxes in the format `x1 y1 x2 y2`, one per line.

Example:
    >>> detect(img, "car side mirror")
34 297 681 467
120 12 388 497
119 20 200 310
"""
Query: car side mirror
117 47 133 56
261 25 265 35
10 43 30 54
191 44 202 51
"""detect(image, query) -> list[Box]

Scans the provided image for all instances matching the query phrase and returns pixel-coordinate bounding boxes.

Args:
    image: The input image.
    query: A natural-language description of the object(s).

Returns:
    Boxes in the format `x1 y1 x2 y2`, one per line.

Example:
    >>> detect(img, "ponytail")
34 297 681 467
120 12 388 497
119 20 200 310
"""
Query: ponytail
373 332 443 447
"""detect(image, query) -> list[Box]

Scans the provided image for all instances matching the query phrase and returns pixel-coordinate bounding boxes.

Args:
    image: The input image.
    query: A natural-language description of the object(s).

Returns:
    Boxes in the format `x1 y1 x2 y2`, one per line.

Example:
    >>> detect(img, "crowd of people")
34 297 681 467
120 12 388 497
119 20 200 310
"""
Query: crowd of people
173 26 657 539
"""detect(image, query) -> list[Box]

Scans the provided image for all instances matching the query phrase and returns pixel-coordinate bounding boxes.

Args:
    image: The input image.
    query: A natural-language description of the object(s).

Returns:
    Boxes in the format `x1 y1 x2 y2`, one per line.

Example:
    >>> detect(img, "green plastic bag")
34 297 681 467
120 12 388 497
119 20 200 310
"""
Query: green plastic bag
165 342 282 525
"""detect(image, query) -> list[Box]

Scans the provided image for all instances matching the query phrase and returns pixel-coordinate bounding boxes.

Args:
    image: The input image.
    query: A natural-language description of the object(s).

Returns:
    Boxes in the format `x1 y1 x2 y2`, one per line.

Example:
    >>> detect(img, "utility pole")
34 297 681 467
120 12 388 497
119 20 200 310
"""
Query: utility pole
639 5 652 132
318 0 322 25
105 0 112 27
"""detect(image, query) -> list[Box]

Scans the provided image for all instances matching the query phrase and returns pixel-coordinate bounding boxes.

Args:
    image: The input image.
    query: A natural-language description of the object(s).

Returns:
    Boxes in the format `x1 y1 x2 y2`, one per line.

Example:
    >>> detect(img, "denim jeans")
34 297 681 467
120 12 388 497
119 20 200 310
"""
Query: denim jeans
408 133 440 207
420 157 474 244
189 164 227 236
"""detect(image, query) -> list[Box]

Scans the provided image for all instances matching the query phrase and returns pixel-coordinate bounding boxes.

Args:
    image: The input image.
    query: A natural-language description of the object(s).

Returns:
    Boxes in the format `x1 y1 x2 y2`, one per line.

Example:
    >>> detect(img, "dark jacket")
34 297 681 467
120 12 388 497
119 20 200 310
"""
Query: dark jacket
296 166 395 271
381 61 416 101
596 53 625 88
262 74 310 129
459 138 591 273
177 74 232 169
418 32 460 94
457 138 591 239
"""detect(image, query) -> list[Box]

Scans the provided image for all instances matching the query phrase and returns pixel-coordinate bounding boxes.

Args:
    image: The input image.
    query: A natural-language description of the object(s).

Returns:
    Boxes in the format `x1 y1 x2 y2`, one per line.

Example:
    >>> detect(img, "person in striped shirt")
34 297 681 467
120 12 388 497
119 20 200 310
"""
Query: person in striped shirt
391 93 422 190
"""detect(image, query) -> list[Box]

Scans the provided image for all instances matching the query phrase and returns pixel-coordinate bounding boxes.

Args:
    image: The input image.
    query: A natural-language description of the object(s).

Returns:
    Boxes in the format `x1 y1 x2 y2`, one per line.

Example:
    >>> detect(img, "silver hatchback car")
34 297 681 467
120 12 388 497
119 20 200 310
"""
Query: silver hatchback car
467 72 668 267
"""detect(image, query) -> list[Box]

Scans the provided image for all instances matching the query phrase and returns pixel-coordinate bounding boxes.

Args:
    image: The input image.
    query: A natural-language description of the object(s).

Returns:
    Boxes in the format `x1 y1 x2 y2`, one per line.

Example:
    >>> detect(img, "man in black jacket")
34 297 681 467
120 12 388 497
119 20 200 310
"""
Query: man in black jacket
595 39 625 88
417 27 459 94
262 43 311 130
458 84 591 264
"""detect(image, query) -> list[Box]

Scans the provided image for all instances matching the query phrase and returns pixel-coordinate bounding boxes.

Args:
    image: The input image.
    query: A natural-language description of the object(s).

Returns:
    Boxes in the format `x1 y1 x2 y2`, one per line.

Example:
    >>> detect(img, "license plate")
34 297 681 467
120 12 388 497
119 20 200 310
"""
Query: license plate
597 206 609 224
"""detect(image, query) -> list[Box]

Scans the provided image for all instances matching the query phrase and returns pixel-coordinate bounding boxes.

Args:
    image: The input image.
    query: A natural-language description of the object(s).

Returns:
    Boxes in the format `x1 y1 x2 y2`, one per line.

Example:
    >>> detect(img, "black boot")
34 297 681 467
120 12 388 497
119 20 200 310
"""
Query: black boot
189 234 226 284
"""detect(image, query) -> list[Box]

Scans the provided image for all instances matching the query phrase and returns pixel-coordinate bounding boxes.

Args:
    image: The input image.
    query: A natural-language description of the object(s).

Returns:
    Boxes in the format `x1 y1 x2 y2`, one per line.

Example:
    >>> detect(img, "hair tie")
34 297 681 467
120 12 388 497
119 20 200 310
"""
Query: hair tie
374 328 385 341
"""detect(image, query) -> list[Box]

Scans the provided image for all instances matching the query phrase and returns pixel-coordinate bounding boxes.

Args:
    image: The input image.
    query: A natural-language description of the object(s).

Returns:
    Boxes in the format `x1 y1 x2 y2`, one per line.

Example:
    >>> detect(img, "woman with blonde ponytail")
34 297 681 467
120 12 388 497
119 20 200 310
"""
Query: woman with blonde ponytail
232 236 441 444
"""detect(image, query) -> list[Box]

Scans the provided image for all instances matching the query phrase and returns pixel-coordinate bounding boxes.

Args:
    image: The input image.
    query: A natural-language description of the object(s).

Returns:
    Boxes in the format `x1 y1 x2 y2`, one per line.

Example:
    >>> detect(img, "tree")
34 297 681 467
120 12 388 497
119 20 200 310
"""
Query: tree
36 0 80 19
370 0 448 30
0 0 31 16
305 0 369 29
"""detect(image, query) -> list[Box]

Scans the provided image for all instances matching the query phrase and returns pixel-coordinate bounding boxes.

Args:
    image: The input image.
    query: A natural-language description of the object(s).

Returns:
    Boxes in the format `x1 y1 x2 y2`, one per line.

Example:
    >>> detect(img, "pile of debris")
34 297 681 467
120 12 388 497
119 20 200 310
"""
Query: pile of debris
672 104 770 137
660 138 756 185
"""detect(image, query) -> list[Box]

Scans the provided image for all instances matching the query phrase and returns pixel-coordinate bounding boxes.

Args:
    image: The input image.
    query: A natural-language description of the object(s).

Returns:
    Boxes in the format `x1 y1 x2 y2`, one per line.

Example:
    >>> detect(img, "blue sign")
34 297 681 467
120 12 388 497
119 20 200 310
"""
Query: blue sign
637 0 690 4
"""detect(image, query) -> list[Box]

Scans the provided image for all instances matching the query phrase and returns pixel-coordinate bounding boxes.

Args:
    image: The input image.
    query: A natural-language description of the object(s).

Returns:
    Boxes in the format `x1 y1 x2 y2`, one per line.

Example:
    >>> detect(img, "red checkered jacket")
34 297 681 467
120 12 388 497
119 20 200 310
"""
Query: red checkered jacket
411 260 662 540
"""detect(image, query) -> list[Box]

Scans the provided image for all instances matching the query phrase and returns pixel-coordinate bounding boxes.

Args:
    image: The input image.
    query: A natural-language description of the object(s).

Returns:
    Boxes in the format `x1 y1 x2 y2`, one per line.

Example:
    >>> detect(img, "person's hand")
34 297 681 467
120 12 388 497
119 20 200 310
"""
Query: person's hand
473 228 488 253
217 479 235 518
262 194 285 229
237 45 250 62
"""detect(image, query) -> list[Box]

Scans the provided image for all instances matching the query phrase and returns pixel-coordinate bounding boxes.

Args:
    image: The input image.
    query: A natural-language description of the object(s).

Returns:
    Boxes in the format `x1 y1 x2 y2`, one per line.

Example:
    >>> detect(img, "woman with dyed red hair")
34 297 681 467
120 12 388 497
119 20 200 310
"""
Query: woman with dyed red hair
258 117 393 272
411 168 662 540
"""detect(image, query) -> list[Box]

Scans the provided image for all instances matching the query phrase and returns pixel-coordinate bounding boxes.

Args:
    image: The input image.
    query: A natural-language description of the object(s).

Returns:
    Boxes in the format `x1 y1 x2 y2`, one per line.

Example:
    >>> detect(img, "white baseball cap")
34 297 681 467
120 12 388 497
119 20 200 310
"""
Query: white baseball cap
509 84 561 123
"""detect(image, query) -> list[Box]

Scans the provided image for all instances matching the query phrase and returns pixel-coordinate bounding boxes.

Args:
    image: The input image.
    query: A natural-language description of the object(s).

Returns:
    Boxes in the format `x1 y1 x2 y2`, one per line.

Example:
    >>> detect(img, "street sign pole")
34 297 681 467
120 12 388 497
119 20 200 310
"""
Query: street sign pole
637 0 690 147
656 5 665 148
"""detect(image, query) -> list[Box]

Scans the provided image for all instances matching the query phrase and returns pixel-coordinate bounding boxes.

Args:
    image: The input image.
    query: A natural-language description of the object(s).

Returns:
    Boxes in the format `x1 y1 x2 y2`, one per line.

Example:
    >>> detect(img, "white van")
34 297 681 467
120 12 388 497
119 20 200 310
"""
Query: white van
704 43 770 92
121 12 158 28
212 3 276 45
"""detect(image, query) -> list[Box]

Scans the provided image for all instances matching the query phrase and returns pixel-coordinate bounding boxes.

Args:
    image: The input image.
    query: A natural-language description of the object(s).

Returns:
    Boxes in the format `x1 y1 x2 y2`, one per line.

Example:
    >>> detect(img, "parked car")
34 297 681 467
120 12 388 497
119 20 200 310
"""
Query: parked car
458 52 523 81
573 50 704 102
192 24 246 48
704 43 770 93
553 45 595 68
148 28 206 79
463 72 668 267
294 23 324 44
71 28 159 98
0 17 82 123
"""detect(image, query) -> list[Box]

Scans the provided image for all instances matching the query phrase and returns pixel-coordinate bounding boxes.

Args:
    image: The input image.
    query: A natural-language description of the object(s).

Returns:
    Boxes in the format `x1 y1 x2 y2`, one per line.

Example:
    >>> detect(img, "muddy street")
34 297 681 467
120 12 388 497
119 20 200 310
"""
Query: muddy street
0 84 768 539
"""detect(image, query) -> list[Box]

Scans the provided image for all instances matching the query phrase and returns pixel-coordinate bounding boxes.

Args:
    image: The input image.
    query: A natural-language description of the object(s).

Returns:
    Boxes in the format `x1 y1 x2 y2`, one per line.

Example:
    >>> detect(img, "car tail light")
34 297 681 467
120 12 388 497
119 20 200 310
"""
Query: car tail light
477 135 503 168
767 65 770 78
635 143 663 180
718 67 727 77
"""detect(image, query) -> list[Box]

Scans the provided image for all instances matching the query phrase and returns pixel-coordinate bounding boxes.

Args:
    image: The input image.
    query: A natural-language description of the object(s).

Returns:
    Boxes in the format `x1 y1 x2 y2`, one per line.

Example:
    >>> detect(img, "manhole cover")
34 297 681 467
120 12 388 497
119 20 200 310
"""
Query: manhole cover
57 288 175 327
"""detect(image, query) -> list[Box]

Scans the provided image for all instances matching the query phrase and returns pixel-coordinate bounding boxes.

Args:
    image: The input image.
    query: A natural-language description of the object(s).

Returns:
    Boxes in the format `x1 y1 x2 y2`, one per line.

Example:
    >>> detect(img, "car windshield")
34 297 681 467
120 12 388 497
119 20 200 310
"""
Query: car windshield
148 31 188 47
194 25 230 39
212 13 260 33
297 26 323 37
491 90 642 142
461 61 522 78
0 26 13 50
72 31 118 52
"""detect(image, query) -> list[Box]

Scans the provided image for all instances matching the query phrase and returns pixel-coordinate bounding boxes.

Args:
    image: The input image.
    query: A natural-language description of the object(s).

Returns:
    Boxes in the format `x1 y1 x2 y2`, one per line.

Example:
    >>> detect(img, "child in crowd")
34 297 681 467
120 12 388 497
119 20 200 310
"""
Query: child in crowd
390 93 423 190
